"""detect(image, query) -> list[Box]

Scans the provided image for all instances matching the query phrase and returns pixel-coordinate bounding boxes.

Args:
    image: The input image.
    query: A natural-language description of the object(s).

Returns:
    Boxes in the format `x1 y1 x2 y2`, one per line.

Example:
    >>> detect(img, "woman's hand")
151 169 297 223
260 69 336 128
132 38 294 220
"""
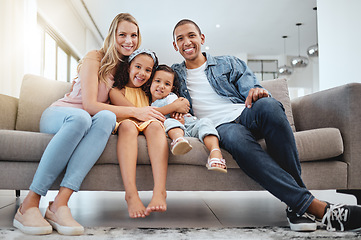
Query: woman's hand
134 106 166 122
172 97 190 113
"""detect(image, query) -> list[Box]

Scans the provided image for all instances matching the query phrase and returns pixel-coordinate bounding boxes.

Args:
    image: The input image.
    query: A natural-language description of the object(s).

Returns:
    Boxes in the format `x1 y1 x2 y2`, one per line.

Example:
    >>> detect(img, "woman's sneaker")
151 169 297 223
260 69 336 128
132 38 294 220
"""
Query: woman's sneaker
13 205 52 235
286 207 317 232
321 202 361 231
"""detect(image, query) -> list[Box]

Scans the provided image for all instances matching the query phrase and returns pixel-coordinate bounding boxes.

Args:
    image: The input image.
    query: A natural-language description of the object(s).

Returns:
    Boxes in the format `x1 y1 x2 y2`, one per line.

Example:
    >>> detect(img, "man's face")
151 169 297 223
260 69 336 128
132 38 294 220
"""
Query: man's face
173 23 205 62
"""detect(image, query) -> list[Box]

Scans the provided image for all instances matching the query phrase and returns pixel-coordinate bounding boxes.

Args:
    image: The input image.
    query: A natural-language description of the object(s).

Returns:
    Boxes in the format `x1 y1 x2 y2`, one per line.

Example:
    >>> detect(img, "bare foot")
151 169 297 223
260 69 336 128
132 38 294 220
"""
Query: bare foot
145 191 167 216
125 193 146 218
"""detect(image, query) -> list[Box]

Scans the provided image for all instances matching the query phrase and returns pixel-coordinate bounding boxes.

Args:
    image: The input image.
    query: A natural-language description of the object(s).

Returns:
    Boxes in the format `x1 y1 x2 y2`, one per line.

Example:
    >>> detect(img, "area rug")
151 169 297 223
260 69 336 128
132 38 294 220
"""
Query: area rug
1 227 361 240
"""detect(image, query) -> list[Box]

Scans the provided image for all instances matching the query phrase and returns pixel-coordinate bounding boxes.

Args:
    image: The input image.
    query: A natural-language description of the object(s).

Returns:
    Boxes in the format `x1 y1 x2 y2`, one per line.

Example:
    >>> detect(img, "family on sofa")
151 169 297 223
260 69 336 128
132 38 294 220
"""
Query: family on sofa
12 13 361 236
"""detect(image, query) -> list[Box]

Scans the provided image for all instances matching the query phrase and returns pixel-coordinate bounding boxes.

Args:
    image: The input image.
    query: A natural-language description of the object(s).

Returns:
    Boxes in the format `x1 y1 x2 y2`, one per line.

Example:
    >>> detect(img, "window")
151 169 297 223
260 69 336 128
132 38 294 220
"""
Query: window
247 60 278 81
37 14 80 82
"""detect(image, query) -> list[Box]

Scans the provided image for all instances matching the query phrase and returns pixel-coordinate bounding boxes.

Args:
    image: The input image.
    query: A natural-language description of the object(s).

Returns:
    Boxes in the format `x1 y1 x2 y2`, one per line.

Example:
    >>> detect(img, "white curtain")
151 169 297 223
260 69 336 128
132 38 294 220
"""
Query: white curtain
0 0 38 98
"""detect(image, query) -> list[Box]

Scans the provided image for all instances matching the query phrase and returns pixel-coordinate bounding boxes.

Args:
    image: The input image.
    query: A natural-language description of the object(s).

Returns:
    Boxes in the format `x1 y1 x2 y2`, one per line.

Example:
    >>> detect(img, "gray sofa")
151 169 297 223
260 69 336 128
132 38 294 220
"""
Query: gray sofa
1 74 361 203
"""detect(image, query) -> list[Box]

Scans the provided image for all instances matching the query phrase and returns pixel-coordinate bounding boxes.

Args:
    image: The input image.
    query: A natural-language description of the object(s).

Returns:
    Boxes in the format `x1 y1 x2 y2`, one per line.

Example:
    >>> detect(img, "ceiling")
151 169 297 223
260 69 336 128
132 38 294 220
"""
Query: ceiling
83 0 318 65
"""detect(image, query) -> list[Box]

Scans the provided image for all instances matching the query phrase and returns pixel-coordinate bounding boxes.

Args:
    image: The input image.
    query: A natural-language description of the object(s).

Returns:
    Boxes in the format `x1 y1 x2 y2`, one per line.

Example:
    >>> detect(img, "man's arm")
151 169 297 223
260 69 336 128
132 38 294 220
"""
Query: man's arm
230 56 269 107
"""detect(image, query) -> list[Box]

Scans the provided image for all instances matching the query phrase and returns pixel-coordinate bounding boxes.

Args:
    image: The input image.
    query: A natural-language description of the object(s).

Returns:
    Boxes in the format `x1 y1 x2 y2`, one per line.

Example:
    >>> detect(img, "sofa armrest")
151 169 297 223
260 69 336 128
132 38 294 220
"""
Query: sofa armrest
291 83 361 189
0 94 18 130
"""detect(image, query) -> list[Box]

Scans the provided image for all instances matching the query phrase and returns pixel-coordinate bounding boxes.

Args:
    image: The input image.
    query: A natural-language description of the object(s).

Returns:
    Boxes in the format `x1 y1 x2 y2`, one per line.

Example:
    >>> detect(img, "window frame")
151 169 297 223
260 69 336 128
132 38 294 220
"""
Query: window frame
247 59 278 81
37 14 80 82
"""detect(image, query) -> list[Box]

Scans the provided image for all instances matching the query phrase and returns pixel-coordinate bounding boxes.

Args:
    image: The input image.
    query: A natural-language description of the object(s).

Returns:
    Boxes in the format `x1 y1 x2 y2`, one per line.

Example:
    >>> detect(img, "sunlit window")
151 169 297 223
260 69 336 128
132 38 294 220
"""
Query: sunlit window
38 14 80 82
70 56 79 82
44 33 56 80
57 47 68 82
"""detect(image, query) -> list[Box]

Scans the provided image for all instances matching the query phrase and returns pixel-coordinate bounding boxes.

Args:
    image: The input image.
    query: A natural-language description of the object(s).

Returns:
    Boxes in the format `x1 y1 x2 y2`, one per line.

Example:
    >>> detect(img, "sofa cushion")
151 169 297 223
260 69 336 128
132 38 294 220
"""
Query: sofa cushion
294 128 343 162
0 94 18 130
261 78 296 132
16 74 71 132
0 130 53 162
258 127 343 163
1 127 343 169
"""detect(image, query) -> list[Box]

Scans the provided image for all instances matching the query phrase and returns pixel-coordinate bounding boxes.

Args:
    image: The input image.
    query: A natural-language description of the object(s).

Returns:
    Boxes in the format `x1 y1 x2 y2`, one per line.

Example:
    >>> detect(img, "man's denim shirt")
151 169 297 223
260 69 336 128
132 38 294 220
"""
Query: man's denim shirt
171 52 265 115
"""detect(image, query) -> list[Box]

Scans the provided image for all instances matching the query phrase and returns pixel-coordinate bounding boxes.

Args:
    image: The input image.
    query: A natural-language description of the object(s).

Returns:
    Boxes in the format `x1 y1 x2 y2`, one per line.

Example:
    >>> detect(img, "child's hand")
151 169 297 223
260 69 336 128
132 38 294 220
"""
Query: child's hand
173 98 190 113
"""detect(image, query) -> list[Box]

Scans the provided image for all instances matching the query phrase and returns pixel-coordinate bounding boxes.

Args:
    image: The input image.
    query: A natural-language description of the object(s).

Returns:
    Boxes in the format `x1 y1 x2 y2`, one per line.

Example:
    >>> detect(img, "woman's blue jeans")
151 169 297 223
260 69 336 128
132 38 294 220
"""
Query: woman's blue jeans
216 97 314 216
29 107 116 196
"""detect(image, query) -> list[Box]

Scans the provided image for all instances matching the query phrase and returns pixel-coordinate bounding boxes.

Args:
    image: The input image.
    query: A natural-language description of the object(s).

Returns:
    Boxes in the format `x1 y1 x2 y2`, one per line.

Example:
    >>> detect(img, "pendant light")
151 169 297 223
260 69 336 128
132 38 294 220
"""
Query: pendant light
278 36 293 75
290 23 309 68
307 7 319 57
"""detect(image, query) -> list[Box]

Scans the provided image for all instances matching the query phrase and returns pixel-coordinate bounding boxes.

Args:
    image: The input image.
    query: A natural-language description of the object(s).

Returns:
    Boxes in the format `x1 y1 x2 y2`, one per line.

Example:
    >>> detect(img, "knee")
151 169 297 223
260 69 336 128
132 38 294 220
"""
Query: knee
94 110 116 132
118 121 138 136
66 110 92 132
254 98 286 123
146 121 165 135
197 118 213 127
147 121 165 133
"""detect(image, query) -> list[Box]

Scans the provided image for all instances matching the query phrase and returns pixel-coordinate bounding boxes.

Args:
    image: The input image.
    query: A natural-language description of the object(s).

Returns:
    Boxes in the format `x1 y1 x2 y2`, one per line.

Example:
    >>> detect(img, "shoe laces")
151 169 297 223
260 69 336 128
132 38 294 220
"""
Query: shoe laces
321 203 348 231
287 207 316 221
303 212 316 221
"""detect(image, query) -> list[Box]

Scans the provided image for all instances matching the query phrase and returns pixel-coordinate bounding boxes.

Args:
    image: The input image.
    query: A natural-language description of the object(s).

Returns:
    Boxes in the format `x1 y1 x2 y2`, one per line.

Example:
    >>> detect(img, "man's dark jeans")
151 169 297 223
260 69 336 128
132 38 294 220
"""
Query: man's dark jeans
216 97 314 215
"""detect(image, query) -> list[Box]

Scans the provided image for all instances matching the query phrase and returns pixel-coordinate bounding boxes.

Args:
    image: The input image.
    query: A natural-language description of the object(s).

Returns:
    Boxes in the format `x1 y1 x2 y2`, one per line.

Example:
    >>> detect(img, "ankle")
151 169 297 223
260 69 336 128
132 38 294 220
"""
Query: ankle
307 199 327 219
21 193 41 214
125 191 140 202
209 148 222 159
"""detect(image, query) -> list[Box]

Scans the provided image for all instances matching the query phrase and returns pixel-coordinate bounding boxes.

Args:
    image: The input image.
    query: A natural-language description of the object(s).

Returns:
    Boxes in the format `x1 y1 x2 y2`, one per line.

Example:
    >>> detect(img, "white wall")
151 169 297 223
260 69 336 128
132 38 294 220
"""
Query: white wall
37 0 102 57
0 0 102 97
318 0 361 90
0 0 38 97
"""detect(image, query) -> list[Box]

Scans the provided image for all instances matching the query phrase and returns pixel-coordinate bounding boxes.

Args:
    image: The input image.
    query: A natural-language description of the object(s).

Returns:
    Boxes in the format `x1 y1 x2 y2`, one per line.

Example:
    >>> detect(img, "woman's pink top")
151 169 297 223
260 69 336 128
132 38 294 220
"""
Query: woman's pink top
51 75 114 109
51 51 114 110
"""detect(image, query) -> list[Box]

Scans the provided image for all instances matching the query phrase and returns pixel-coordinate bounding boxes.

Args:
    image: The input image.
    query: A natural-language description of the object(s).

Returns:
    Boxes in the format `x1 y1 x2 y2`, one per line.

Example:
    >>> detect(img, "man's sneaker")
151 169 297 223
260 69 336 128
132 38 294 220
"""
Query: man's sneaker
286 207 317 232
321 202 361 231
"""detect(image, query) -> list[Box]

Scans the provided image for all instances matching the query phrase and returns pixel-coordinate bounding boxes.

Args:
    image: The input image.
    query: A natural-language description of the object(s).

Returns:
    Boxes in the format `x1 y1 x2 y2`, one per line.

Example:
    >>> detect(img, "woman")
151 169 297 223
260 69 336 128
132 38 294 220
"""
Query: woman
13 13 164 236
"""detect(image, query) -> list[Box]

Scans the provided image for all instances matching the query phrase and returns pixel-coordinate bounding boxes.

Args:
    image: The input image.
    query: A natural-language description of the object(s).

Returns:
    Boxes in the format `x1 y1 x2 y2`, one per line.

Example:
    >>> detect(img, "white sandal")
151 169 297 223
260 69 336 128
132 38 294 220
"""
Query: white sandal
206 148 227 173
171 137 193 155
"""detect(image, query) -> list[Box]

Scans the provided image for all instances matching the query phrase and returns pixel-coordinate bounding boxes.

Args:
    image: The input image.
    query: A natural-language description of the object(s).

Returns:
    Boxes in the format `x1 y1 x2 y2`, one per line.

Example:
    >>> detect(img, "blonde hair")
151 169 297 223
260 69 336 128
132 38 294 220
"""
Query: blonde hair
97 13 142 85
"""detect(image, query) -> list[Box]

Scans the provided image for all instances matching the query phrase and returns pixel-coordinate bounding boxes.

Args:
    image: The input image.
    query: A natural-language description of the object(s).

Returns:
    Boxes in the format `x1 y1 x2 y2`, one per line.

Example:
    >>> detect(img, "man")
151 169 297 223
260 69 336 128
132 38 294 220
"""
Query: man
171 19 361 232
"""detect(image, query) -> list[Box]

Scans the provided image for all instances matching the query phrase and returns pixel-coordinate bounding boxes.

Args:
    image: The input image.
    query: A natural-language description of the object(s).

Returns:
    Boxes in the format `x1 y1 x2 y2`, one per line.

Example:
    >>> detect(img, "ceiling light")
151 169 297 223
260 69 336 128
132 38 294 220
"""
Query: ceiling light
290 23 309 68
278 36 293 75
307 7 319 57
205 46 210 50
216 24 221 28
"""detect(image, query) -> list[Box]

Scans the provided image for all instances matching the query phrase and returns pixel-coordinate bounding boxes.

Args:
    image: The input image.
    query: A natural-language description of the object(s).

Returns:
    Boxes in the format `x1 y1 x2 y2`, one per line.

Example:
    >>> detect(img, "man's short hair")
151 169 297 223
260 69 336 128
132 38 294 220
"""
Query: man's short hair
173 19 202 41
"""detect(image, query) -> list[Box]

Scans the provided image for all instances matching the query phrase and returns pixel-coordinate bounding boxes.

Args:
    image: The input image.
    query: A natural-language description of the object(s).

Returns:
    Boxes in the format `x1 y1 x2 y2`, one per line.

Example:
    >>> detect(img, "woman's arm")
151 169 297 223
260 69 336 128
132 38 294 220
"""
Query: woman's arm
79 50 165 122
155 97 190 115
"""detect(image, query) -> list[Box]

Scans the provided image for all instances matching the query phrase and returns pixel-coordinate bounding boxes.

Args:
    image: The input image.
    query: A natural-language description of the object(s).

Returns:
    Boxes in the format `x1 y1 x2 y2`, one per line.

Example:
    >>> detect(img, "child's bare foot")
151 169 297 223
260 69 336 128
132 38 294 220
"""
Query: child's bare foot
145 191 167 216
125 193 146 218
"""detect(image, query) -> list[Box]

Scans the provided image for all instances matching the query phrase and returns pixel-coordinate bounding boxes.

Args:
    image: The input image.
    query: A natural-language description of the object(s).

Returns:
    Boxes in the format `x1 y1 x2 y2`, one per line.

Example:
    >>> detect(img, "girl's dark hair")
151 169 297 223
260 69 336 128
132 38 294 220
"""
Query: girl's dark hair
157 65 180 96
145 64 180 104
113 52 159 93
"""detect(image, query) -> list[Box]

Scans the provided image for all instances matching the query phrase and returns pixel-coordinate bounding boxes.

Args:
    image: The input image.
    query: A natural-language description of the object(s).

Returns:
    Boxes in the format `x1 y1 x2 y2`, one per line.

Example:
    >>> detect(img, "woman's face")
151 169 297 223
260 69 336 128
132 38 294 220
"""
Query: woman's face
115 21 139 57
126 54 154 88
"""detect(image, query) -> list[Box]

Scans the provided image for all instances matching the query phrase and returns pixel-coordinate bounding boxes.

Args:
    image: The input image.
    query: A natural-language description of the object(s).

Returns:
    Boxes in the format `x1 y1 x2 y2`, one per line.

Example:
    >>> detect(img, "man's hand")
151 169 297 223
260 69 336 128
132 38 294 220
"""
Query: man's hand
245 88 269 108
